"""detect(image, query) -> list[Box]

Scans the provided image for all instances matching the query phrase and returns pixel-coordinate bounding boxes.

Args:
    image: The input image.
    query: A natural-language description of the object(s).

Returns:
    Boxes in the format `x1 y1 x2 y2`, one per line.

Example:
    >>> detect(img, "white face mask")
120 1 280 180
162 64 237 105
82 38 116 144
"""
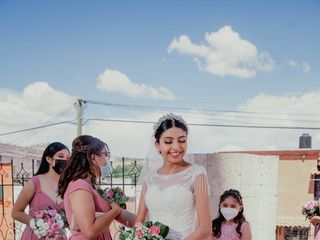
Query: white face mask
100 161 108 178
220 207 239 220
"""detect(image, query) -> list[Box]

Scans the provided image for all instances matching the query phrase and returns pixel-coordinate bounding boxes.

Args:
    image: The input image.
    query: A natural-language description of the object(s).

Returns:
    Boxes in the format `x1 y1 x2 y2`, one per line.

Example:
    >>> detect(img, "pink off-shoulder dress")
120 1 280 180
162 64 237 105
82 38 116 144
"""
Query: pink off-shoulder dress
21 176 65 240
64 179 112 240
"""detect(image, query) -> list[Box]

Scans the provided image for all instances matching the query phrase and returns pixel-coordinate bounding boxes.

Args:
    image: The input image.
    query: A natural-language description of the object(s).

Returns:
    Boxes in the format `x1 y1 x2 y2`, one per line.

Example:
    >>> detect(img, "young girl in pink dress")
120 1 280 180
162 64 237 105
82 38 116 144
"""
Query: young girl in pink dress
212 189 252 240
12 142 70 239
58 135 135 240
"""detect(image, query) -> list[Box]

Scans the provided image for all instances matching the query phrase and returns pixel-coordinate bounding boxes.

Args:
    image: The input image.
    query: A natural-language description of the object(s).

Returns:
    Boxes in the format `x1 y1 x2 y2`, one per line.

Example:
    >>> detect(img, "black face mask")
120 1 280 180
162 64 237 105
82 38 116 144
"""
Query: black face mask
52 159 67 175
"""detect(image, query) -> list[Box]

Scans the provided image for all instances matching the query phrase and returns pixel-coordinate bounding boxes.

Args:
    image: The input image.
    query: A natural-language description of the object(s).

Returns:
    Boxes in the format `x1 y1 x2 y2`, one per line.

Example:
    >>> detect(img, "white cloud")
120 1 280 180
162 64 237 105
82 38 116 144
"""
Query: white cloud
288 60 298 67
287 59 311 73
1 83 320 158
0 82 75 127
302 62 311 73
168 25 275 78
0 82 76 146
97 69 175 100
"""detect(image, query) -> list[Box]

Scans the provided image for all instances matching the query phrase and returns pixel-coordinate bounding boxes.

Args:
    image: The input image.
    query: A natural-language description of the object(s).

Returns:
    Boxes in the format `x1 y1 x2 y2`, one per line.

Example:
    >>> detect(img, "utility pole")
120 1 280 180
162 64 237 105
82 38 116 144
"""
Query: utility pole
75 98 83 136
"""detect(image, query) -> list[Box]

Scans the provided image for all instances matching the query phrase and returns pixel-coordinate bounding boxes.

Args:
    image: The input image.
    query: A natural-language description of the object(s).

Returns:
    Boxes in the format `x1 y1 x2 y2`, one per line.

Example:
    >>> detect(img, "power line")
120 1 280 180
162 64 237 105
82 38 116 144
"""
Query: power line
85 99 320 119
84 118 320 130
0 121 75 137
1 116 320 139
11 105 75 144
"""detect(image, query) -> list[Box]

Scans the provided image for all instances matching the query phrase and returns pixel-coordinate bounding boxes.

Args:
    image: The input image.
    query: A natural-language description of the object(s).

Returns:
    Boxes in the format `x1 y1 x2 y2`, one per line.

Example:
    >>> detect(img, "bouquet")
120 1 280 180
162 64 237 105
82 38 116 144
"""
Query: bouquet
29 207 67 240
98 186 129 209
119 221 169 240
302 200 320 219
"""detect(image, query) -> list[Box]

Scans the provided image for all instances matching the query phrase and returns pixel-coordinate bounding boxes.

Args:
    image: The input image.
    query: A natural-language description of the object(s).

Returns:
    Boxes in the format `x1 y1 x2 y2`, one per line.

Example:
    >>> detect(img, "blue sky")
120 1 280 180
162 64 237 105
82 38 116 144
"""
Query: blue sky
1 0 320 157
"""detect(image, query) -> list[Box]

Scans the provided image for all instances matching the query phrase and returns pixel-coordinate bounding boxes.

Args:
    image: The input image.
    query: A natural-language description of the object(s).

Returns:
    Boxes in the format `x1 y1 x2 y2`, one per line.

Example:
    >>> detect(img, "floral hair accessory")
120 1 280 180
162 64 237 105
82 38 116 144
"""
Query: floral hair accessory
153 113 188 135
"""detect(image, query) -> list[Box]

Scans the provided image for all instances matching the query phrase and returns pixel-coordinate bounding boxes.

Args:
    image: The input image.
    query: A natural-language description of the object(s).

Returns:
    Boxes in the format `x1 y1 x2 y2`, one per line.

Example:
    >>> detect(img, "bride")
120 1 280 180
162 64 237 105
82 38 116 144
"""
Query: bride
135 113 212 240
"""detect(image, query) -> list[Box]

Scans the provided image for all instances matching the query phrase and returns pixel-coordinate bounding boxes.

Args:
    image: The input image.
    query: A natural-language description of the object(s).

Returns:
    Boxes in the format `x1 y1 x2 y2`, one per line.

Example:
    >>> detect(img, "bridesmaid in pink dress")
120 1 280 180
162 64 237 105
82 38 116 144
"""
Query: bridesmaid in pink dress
12 142 70 239
58 135 136 240
212 189 252 240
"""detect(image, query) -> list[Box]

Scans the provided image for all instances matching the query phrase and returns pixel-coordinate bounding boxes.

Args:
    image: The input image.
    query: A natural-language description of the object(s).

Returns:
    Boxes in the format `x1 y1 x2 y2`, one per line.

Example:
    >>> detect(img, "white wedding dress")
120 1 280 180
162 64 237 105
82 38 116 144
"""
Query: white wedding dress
144 164 208 240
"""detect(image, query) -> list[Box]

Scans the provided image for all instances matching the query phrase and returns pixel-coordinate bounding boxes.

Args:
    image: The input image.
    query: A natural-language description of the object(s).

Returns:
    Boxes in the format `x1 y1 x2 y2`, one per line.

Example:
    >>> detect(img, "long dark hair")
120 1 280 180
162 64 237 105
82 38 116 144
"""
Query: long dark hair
154 115 188 143
212 189 247 238
35 142 69 176
58 135 108 199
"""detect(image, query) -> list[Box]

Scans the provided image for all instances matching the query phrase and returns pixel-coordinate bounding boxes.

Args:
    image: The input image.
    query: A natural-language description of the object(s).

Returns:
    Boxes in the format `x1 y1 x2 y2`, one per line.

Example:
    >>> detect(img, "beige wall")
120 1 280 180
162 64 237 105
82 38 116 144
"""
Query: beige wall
277 159 316 227
189 152 279 240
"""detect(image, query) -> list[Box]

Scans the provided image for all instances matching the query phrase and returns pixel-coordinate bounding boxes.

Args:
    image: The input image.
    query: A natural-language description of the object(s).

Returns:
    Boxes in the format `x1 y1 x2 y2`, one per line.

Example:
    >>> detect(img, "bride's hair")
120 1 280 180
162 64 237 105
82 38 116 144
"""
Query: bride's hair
212 189 247 238
154 113 188 143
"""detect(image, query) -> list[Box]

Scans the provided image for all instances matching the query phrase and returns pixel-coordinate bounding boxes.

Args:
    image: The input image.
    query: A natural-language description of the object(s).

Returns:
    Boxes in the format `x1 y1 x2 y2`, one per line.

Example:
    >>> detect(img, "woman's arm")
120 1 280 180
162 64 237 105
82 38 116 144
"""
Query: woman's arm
185 174 212 240
310 216 320 226
135 183 148 226
11 179 35 225
114 209 136 227
69 189 122 240
241 222 252 240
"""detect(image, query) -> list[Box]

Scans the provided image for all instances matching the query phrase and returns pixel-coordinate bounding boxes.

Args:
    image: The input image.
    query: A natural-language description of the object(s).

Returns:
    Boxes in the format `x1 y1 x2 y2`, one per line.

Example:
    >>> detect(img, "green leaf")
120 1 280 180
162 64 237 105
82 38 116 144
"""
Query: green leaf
119 231 131 240
154 221 169 238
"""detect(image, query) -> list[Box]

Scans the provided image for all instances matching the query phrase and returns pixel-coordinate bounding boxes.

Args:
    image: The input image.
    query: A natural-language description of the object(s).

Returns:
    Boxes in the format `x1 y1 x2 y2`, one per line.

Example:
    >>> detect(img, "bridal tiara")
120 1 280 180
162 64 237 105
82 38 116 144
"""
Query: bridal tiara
153 113 188 134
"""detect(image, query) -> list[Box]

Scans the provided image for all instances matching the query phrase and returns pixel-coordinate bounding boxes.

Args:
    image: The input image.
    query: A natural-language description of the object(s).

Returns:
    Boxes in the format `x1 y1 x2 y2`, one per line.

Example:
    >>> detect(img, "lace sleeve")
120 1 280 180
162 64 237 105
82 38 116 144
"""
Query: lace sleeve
141 170 153 196
192 165 210 196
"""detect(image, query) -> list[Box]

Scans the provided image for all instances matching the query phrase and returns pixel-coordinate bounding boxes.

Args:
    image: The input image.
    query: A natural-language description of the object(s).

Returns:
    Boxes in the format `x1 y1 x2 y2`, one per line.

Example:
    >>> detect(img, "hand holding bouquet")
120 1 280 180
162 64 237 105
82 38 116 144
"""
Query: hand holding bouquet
119 221 169 240
98 186 129 209
302 200 320 219
29 207 67 240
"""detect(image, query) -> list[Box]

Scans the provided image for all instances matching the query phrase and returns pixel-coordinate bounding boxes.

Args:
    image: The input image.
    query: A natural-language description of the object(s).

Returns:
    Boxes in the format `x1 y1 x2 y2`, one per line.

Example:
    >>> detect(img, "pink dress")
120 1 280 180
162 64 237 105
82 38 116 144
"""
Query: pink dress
21 175 65 240
315 226 320 240
64 179 112 240
212 222 249 240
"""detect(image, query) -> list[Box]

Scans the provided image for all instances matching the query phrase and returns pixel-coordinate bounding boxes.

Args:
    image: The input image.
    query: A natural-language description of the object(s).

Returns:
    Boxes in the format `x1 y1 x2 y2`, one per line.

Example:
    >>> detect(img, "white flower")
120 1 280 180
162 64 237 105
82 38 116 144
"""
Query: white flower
34 229 41 237
29 218 36 230
42 222 50 231
36 218 45 227
57 219 64 228
39 229 47 237
55 213 62 221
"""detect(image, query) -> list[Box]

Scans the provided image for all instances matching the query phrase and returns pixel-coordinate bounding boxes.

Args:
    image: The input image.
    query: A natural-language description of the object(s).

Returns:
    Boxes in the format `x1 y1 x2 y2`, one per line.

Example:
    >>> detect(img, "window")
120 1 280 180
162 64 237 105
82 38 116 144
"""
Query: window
314 174 320 200
276 226 309 240
284 226 309 240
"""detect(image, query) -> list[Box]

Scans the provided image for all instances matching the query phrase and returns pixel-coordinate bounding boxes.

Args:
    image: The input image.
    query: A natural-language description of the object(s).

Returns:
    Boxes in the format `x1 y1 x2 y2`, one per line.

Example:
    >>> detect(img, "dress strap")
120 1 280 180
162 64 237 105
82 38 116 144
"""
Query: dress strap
31 175 41 193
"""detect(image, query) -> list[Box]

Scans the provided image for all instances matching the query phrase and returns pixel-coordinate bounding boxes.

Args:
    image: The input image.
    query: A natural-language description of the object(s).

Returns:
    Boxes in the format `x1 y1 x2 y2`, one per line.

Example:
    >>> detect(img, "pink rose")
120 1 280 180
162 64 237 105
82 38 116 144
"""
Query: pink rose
305 201 316 209
48 218 56 225
107 189 114 198
35 210 44 219
148 226 160 235
50 222 61 232
47 229 56 237
135 229 145 238
48 209 57 216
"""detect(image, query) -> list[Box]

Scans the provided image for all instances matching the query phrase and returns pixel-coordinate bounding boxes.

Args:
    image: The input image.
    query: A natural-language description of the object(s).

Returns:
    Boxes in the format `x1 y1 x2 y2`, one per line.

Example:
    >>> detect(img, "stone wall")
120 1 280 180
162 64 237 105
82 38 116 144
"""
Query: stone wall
189 152 279 240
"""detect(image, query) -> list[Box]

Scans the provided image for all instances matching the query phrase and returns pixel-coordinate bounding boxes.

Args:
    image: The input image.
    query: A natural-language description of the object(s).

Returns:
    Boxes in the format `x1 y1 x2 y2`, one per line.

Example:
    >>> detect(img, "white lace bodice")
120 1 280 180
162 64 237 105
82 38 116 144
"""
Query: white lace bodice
144 164 208 240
